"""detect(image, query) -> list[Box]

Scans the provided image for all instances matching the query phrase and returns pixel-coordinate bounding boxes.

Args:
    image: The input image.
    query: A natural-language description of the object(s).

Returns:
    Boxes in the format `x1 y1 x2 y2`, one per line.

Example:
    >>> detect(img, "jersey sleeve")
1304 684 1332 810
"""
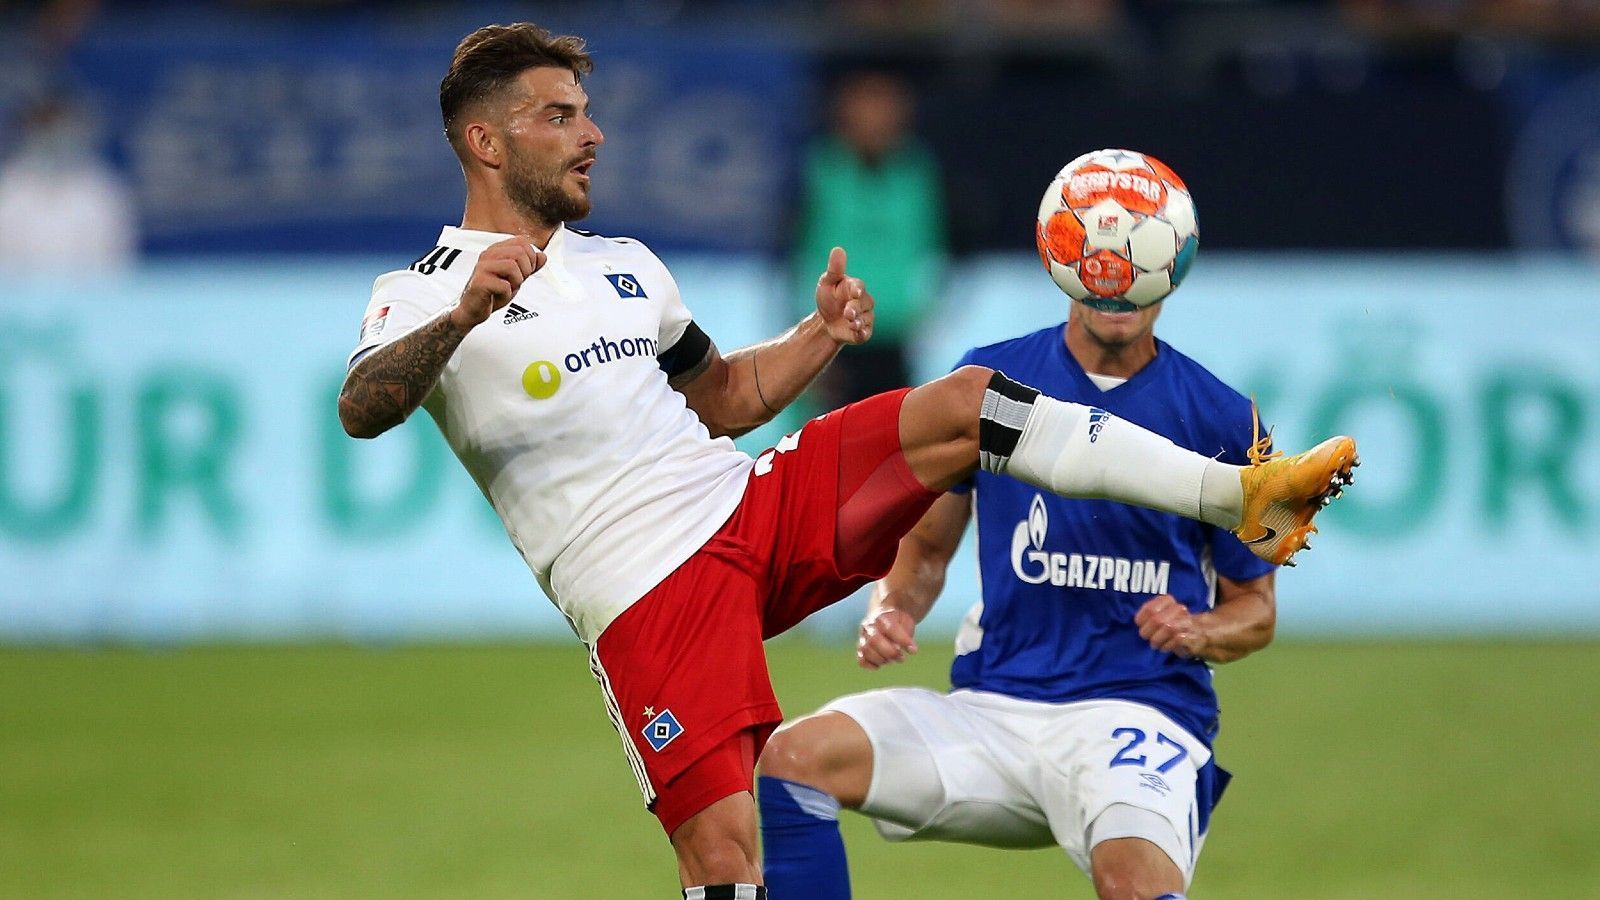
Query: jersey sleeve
643 246 719 380
946 347 981 496
1208 398 1276 581
650 250 694 351
346 270 452 369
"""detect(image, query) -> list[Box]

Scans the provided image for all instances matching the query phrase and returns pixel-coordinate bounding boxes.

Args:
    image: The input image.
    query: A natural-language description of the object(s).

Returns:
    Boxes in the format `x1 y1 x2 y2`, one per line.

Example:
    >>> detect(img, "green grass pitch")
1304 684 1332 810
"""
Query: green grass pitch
3 639 1596 897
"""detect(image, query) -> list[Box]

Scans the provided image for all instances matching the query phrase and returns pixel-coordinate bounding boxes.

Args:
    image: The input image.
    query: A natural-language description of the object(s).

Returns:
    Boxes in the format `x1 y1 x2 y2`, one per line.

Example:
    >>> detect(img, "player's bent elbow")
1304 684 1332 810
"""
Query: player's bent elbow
705 410 763 440
1249 616 1278 655
337 395 390 440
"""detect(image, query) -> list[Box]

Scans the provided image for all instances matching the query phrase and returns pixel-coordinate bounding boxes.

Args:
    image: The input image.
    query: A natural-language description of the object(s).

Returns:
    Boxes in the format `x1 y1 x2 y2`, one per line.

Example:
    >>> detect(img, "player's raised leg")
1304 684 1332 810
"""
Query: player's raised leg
895 365 1357 564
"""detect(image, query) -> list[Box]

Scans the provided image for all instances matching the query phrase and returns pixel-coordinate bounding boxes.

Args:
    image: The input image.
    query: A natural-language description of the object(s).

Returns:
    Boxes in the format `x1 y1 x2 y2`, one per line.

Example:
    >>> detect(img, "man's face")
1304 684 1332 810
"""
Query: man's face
1071 300 1162 349
835 74 911 160
496 66 604 225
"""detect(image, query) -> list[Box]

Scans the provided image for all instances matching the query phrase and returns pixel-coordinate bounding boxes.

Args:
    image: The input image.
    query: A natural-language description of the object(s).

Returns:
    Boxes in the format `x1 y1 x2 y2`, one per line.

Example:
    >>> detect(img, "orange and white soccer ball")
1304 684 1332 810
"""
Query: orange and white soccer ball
1035 149 1198 310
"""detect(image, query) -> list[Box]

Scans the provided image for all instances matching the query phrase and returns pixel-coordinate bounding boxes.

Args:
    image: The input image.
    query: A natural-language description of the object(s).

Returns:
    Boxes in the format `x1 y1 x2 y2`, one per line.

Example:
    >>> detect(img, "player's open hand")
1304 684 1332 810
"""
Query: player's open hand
451 236 547 330
814 246 875 345
1135 595 1209 658
857 607 918 669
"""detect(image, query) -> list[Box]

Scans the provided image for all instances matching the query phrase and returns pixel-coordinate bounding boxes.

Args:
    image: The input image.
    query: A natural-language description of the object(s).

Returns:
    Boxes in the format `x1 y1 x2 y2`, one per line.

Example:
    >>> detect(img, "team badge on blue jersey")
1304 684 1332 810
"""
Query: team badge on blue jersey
605 273 646 299
641 708 684 752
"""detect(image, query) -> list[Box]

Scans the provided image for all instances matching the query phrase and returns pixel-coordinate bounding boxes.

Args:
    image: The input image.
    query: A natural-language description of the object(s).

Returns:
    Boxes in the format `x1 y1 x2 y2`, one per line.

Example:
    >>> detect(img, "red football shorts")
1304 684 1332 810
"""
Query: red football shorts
590 388 941 835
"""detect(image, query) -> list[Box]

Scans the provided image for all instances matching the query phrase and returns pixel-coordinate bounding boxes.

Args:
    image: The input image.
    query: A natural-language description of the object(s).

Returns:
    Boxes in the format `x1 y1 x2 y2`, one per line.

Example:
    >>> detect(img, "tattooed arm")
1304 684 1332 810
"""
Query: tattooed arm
339 235 546 439
339 312 471 438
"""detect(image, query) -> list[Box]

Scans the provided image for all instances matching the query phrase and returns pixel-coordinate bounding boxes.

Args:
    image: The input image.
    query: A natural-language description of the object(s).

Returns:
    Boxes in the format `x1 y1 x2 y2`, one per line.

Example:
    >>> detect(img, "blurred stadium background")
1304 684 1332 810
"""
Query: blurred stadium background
2 0 1597 896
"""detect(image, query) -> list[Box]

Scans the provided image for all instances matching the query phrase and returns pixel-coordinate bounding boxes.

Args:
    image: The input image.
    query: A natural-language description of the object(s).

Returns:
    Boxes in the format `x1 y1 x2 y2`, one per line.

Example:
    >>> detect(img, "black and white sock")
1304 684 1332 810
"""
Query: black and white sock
977 371 1243 529
683 885 766 900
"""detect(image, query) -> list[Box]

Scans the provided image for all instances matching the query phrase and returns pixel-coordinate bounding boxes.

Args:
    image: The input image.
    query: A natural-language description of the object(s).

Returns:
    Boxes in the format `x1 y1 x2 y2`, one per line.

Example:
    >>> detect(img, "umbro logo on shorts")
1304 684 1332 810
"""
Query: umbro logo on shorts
1139 772 1172 796
641 708 684 752
504 303 538 324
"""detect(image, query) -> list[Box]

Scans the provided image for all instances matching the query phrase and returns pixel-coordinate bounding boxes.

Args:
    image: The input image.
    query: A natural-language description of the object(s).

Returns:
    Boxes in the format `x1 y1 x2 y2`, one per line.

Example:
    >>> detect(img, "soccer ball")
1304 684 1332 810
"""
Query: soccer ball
1035 149 1198 311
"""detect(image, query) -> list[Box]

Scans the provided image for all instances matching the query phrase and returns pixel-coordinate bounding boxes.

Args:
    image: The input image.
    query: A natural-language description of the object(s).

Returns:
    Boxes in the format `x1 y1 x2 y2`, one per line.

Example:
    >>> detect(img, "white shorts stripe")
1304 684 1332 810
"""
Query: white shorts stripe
588 645 656 804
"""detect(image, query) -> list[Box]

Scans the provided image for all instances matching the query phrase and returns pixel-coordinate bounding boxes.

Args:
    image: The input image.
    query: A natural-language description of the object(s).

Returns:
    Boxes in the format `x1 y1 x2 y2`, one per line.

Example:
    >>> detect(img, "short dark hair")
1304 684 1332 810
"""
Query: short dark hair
439 23 593 148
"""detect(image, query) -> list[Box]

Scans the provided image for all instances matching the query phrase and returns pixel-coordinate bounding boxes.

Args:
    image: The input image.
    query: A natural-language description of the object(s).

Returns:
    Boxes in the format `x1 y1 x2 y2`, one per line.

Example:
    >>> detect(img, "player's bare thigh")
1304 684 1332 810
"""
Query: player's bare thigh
758 711 874 808
898 364 994 492
1090 836 1185 900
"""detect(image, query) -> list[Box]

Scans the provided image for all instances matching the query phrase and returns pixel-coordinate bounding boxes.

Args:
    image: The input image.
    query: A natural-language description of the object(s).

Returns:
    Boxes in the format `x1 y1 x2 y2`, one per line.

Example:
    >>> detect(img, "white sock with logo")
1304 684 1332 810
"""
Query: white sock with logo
981 375 1242 529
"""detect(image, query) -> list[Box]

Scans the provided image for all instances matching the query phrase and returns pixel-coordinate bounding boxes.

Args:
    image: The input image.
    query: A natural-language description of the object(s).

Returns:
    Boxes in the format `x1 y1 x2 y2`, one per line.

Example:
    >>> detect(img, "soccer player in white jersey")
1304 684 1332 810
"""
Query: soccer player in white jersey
338 24 1358 899
757 296 1295 900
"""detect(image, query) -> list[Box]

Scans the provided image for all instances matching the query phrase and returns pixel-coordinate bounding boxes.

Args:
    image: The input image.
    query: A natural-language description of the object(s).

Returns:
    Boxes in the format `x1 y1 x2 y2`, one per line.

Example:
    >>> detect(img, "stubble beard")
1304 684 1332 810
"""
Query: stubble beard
504 151 592 228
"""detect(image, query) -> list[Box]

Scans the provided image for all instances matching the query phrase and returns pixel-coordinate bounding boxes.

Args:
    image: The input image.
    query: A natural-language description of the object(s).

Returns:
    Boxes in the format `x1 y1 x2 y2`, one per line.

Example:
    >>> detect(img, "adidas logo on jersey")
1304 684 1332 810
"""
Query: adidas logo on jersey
503 303 538 324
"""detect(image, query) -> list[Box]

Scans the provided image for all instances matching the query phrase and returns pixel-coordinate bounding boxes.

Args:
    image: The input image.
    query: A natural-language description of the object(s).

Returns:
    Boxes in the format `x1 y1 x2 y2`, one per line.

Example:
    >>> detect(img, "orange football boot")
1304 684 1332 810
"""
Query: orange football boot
1234 406 1359 566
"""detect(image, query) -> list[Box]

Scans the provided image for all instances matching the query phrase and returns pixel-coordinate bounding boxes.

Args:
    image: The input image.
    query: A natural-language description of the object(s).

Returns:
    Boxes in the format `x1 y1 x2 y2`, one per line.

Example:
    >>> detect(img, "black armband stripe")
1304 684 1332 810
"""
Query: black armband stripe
978 370 1040 473
658 322 712 378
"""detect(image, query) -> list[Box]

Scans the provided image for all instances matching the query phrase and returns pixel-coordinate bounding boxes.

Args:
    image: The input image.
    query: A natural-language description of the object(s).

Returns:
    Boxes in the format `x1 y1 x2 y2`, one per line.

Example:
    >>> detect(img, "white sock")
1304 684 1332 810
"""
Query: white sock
987 387 1243 529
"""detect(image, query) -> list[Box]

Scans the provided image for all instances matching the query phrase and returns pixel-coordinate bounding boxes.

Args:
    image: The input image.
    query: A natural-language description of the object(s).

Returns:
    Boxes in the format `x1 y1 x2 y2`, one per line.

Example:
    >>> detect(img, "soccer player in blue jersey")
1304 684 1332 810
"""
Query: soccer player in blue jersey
758 297 1286 899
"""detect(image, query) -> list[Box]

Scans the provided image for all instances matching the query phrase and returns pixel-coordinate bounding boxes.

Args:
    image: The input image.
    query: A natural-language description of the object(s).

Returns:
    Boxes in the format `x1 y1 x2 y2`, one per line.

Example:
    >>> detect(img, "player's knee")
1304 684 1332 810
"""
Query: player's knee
674 834 760 885
1091 839 1183 900
1093 865 1174 900
947 364 996 407
757 721 832 786
671 801 761 884
1092 866 1139 900
925 364 994 439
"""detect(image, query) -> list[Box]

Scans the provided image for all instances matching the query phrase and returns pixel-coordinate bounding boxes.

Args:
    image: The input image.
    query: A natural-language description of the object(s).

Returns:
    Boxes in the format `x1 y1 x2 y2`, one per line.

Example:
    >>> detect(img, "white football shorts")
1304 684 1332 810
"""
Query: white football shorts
822 688 1212 884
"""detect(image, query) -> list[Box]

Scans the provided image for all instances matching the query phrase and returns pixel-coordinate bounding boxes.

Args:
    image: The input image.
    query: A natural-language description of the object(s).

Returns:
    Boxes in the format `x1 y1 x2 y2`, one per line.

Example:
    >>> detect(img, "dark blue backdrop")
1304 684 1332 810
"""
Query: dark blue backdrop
69 12 809 255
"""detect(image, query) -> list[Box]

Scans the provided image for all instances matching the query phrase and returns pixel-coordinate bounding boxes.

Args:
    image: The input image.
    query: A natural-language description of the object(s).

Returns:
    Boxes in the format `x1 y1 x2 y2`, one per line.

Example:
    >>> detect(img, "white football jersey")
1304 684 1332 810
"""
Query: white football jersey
348 225 754 643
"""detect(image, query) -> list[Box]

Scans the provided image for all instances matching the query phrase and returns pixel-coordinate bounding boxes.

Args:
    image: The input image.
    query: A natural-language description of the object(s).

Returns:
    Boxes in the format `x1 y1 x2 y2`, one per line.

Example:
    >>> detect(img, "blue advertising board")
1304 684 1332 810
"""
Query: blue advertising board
0 253 1595 642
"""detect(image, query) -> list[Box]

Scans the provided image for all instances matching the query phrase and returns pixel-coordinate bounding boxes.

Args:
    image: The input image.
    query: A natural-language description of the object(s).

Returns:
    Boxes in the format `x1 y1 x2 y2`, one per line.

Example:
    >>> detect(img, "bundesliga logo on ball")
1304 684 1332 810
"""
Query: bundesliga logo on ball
1035 149 1198 311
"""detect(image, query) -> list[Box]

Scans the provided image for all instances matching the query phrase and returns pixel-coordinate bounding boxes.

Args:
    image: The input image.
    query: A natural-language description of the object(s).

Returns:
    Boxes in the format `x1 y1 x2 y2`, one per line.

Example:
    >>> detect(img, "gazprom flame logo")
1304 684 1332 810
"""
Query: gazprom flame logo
1011 494 1051 584
1028 494 1047 549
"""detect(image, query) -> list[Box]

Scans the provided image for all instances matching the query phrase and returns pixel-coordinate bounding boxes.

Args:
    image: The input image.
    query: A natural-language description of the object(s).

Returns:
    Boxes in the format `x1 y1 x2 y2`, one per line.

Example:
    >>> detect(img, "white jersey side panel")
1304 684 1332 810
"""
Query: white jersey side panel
347 226 753 642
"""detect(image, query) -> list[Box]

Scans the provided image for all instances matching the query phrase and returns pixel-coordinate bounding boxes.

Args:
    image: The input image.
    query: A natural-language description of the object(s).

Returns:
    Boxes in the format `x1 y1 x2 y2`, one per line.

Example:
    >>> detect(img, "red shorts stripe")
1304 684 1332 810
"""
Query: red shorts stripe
592 388 942 832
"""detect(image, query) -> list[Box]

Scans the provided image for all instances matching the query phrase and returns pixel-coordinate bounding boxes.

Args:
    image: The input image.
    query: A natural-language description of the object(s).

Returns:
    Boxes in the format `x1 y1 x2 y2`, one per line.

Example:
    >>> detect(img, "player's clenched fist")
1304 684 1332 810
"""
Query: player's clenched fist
1134 594 1208 658
857 607 919 670
815 246 875 345
450 236 547 330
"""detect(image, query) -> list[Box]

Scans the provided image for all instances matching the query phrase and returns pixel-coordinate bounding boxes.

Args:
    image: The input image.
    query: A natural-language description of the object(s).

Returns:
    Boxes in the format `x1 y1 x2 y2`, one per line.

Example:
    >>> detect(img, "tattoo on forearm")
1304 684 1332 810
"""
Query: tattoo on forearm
339 311 466 435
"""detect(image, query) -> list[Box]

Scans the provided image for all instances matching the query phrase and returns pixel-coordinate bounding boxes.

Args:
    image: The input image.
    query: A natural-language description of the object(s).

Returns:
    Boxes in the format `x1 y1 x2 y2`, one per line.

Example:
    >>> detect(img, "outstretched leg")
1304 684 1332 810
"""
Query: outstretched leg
896 366 1356 565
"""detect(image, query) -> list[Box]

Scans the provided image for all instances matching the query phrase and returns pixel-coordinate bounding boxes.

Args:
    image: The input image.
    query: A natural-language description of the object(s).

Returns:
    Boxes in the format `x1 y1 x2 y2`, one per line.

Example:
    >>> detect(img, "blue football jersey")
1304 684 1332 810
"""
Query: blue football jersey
950 324 1274 747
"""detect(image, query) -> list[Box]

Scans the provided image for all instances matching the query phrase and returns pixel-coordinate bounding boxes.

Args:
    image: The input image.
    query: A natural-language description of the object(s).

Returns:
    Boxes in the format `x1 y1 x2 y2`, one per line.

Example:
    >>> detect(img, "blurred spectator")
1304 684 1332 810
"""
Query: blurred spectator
0 92 140 273
1 0 101 134
833 0 1119 38
793 70 947 411
0 0 101 53
1341 0 1600 41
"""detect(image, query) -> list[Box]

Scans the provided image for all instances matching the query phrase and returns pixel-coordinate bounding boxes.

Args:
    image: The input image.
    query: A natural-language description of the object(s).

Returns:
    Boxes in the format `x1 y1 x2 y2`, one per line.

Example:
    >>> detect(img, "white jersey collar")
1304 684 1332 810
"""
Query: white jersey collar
438 224 568 257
